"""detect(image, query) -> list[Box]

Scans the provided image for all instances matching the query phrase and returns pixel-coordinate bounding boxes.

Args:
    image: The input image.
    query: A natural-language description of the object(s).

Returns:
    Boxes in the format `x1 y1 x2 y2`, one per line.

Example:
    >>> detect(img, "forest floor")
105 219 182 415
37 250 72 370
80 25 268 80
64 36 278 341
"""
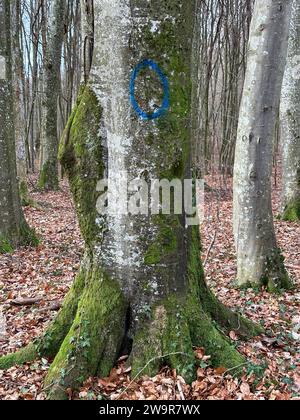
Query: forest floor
0 173 299 400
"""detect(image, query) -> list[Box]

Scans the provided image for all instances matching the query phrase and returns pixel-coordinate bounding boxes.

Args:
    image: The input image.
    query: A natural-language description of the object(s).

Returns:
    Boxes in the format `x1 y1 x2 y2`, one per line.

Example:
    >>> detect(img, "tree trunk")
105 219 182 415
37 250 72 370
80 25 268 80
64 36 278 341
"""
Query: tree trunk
233 0 293 291
38 0 66 190
0 0 262 399
280 0 300 222
0 0 37 252
11 0 31 205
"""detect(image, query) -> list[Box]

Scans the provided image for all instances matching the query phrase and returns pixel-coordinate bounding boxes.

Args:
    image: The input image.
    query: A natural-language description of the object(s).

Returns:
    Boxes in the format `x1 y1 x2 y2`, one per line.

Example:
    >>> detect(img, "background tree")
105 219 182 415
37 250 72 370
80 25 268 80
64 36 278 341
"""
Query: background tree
0 0 261 400
11 0 28 203
233 0 293 291
280 0 300 222
38 0 67 190
0 0 37 252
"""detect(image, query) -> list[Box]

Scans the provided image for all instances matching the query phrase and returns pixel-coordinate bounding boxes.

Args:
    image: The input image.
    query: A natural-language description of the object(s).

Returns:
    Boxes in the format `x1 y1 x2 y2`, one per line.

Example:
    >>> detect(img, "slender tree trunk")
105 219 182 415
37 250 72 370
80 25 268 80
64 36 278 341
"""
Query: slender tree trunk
0 0 262 399
38 0 66 190
11 0 31 205
0 0 36 252
233 0 293 291
280 0 300 222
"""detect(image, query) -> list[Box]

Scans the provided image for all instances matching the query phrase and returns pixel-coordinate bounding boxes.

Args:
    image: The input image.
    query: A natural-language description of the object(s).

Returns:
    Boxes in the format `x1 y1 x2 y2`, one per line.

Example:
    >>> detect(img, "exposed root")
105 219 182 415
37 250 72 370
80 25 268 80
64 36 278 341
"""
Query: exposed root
37 269 86 357
43 269 127 400
0 229 263 400
0 343 38 370
130 294 247 386
200 286 264 339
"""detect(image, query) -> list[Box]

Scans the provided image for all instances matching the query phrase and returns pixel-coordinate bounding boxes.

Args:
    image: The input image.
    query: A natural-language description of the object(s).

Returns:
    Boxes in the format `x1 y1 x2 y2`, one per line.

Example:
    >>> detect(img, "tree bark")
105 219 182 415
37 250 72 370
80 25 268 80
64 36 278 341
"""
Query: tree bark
0 0 37 253
280 0 300 222
38 0 66 190
11 0 31 205
0 0 262 399
233 0 293 291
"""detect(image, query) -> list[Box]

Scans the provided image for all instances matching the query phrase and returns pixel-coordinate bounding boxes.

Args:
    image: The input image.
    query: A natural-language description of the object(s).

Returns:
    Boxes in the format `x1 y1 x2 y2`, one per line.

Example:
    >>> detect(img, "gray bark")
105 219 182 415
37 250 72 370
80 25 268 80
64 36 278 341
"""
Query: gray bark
280 0 300 221
36 0 260 399
233 0 292 290
81 0 94 83
11 0 29 203
0 0 35 251
38 0 66 190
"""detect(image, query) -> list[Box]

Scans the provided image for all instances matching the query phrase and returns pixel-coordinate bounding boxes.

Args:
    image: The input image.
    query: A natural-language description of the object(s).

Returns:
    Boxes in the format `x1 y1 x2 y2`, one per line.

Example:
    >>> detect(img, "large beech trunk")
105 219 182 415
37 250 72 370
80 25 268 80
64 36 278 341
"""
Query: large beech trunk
280 0 300 222
233 0 293 291
0 0 262 400
0 0 36 252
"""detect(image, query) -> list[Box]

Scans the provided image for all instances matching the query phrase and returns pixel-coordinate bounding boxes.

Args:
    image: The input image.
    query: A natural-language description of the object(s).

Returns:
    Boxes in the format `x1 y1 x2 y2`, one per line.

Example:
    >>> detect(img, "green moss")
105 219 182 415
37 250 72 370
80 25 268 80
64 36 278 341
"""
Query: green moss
144 218 178 265
44 268 127 399
130 289 246 383
20 222 40 248
187 300 245 374
131 296 195 383
282 198 300 222
59 85 104 247
140 18 192 181
38 161 59 191
0 223 38 254
187 225 263 339
0 343 38 370
37 269 86 358
19 180 34 207
260 249 292 292
0 236 13 254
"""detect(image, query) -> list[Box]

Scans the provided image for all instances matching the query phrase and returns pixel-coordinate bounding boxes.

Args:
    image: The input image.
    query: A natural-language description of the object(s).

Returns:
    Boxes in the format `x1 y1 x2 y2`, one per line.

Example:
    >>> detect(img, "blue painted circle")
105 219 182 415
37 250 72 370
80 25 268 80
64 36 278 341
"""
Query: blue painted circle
130 59 170 120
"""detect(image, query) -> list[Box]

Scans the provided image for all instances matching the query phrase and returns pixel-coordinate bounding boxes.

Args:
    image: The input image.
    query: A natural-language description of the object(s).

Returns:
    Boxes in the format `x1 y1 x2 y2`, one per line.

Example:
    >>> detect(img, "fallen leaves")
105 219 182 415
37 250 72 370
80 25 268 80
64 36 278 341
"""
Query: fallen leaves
0 173 299 400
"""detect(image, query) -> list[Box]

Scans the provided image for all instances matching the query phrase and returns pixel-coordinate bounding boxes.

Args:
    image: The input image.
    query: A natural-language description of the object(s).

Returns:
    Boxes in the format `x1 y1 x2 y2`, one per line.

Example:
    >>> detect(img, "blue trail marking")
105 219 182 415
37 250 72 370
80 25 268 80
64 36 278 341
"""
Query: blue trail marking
130 59 170 120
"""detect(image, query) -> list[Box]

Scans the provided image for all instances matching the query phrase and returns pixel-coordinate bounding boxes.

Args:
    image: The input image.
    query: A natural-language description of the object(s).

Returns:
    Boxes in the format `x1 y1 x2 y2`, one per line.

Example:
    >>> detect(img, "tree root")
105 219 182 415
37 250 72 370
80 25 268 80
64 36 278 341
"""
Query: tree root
43 270 127 400
0 343 38 370
0 254 263 399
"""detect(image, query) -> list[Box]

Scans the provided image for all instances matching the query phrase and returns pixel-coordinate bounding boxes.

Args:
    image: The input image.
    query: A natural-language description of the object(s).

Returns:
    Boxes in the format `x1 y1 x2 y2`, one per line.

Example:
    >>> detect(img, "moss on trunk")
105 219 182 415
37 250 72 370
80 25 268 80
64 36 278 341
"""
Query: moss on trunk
0 82 264 400
19 180 34 207
282 198 300 222
44 268 127 400
38 162 59 191
0 222 39 254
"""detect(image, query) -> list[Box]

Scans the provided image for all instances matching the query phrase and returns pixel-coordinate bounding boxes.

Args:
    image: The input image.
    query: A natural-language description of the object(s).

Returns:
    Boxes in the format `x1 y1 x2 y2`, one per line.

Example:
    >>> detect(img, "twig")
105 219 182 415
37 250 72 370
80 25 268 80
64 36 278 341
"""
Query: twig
203 228 217 267
221 362 250 378
36 302 61 313
286 264 300 271
9 297 43 307
176 380 185 400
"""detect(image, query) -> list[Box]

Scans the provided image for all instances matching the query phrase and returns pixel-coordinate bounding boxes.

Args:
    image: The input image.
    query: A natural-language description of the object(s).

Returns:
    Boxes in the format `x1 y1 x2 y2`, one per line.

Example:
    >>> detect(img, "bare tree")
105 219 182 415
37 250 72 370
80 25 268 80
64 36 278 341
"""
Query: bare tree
0 0 36 252
233 0 293 291
38 0 66 190
11 0 31 204
280 0 300 222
